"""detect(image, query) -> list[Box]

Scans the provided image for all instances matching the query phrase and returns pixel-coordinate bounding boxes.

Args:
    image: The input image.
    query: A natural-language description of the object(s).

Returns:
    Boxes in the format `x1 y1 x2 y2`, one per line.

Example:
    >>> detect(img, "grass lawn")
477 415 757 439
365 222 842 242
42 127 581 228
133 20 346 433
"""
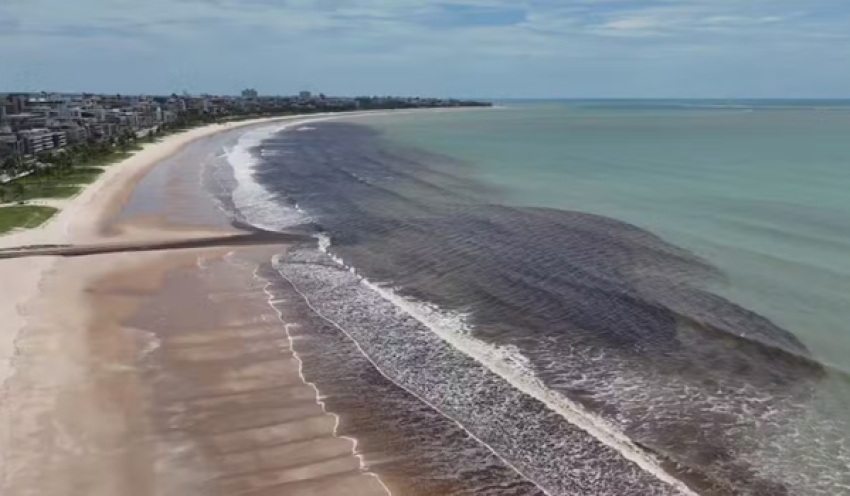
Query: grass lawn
6 166 107 202
18 185 81 201
0 141 145 207
91 151 138 166
19 167 105 186
0 206 59 234
62 167 106 183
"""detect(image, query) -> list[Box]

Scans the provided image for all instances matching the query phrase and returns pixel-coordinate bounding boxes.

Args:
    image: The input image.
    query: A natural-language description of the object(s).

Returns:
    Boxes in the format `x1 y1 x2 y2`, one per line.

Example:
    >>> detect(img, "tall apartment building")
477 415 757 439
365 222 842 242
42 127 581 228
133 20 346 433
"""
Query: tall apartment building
18 129 66 155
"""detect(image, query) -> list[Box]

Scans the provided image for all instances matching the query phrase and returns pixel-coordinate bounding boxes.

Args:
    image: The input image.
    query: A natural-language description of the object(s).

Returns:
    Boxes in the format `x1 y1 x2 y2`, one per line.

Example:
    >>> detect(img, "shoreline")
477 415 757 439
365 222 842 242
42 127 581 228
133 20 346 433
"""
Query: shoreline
0 115 292 389
261 264 393 496
1 101 843 494
1 106 540 496
0 115 389 496
0 110 413 495
0 110 408 388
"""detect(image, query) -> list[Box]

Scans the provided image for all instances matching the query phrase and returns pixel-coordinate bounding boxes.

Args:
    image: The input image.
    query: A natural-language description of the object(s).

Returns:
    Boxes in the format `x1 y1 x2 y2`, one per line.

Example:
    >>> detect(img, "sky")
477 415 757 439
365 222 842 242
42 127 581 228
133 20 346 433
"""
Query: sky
1 0 849 98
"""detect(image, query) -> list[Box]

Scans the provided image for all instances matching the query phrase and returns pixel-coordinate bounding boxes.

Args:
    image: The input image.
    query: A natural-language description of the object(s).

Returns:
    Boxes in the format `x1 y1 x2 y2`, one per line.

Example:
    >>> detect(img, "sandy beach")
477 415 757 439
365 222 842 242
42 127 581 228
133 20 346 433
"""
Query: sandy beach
0 116 392 495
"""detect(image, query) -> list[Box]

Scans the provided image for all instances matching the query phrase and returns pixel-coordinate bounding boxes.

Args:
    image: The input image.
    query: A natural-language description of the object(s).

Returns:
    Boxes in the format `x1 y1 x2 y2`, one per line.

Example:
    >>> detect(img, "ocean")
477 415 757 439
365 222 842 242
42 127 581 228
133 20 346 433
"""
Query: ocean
216 102 850 495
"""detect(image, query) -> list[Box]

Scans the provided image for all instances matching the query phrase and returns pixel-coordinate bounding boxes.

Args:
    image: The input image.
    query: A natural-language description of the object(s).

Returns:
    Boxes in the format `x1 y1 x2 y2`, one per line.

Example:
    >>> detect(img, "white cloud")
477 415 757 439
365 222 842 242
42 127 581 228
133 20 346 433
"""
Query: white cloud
604 17 662 30
1 0 849 97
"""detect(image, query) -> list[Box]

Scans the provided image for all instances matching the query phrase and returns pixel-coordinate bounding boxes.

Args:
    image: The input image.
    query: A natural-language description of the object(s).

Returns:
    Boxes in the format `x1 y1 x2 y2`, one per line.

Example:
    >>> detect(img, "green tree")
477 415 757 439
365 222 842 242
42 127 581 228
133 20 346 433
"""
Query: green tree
11 181 25 201
118 130 135 151
55 152 72 176
0 185 7 203
2 157 16 173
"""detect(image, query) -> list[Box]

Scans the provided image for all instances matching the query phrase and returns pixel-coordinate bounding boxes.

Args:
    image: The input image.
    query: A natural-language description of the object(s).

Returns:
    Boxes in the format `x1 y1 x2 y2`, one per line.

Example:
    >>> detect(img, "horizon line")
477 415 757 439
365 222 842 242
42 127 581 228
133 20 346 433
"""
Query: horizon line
4 91 850 102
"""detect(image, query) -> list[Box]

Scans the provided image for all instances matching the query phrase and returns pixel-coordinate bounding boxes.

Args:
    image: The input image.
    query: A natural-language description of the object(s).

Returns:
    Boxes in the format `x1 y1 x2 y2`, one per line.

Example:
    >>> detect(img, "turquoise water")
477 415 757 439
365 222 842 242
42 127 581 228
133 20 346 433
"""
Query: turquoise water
368 102 850 372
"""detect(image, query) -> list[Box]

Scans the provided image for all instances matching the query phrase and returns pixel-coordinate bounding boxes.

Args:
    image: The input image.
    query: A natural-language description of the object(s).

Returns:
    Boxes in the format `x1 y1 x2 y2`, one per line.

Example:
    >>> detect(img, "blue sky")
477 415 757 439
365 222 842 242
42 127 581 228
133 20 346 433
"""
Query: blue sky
1 0 849 98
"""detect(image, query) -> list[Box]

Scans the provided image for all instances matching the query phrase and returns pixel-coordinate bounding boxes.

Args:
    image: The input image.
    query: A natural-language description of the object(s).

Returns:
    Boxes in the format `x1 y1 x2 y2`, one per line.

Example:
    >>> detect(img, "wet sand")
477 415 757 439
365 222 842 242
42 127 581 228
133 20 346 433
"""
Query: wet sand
0 118 391 495
0 245 389 495
0 116 309 392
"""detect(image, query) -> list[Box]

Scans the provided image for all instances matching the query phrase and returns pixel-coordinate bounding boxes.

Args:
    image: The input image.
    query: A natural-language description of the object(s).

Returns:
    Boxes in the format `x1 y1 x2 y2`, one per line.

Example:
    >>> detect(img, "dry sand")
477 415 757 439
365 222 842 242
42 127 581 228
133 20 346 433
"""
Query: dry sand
0 115 393 495
0 117 293 386
0 112 353 387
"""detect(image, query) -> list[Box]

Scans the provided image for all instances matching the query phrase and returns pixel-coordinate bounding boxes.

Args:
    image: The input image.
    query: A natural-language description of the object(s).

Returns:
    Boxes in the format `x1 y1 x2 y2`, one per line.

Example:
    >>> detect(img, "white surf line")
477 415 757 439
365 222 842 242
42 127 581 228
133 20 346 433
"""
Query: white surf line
312 242 697 495
224 108 692 494
273 259 555 496
363 280 699 496
254 265 393 496
224 110 419 232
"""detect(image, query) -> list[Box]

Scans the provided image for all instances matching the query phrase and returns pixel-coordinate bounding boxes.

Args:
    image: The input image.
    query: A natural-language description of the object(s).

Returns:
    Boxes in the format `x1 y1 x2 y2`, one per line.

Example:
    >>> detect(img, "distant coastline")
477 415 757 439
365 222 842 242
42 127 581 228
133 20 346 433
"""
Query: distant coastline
1 89 491 234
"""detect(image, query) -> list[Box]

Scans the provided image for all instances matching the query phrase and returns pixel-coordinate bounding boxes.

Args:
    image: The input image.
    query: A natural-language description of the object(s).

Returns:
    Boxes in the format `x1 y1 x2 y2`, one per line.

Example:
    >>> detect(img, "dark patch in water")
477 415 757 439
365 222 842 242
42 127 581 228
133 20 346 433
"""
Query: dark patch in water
242 122 837 494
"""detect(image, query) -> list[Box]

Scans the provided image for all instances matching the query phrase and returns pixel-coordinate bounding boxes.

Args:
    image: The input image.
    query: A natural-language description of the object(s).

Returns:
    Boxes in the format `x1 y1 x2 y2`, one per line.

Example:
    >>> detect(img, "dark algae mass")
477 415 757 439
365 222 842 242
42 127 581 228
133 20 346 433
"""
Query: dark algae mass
221 120 845 495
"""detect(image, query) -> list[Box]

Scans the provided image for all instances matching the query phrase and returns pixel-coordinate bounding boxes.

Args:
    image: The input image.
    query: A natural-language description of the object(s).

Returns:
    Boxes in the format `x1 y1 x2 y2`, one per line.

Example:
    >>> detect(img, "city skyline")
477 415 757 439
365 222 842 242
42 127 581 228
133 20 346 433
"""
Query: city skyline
0 90 490 173
2 0 850 99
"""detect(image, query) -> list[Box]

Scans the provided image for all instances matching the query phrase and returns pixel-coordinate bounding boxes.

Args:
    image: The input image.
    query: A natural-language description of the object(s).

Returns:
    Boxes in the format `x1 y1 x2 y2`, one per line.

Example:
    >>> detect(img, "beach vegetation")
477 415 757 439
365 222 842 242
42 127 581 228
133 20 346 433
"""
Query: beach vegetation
2 157 16 174
0 98 485 208
0 131 141 205
11 182 25 201
0 206 58 234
